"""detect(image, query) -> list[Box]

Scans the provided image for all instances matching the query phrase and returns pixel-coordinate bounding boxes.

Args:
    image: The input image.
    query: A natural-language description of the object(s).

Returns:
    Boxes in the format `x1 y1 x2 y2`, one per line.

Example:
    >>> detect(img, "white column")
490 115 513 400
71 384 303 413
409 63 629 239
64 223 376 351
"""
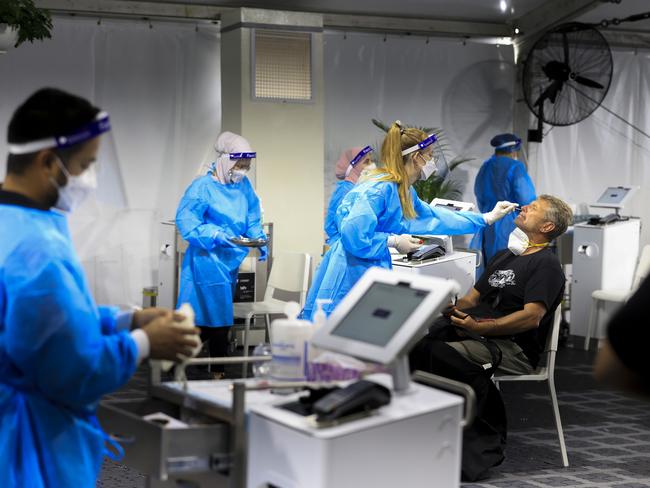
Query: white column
221 8 325 264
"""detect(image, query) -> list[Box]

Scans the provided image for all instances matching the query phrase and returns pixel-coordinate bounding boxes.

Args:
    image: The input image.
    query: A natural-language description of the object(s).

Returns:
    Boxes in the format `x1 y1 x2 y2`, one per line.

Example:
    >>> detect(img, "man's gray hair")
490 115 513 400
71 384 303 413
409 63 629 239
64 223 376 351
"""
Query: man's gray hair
539 194 573 241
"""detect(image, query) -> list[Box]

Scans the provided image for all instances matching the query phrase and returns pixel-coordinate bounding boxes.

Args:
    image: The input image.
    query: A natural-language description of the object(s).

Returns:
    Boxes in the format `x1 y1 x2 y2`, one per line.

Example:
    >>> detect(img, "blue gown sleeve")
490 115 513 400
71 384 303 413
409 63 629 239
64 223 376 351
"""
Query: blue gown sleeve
325 182 352 242
98 305 119 335
474 165 489 212
339 186 390 259
175 179 231 251
243 180 265 241
405 191 487 235
509 163 537 206
4 242 138 411
243 179 267 260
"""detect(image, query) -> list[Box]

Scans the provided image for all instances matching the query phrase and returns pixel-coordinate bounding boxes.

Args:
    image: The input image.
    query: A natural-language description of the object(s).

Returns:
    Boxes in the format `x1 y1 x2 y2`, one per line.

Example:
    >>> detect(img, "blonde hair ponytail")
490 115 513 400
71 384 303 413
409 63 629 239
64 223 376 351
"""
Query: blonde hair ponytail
376 121 427 219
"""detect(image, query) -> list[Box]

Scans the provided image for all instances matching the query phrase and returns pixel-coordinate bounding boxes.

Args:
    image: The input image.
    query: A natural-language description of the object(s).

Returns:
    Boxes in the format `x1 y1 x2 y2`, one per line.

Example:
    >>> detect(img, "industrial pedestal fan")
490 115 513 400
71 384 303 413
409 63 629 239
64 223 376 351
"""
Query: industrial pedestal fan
523 22 613 142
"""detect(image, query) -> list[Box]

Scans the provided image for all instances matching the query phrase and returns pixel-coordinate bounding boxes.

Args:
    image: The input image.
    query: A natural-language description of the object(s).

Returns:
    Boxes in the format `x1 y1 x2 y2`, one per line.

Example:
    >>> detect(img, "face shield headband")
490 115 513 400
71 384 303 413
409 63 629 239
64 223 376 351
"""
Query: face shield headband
495 140 521 152
229 152 257 160
401 133 437 157
345 146 373 177
7 112 111 155
401 133 452 180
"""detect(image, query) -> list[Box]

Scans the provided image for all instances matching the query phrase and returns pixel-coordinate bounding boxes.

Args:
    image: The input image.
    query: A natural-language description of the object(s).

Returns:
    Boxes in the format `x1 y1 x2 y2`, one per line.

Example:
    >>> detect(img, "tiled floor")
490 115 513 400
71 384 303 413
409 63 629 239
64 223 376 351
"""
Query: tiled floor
98 344 650 487
466 348 650 488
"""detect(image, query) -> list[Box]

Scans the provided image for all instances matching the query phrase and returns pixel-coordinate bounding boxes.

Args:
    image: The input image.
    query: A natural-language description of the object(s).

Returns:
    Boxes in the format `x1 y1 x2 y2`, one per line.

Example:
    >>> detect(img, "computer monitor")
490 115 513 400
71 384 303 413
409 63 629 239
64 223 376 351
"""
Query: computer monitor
311 267 459 366
430 198 475 212
591 186 637 209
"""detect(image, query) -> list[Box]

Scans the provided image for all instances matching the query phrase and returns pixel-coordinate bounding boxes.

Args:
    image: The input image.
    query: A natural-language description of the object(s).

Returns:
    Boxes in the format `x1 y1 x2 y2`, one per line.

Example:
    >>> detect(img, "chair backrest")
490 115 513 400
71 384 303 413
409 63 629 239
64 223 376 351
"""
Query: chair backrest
545 306 563 354
264 252 312 305
632 244 650 291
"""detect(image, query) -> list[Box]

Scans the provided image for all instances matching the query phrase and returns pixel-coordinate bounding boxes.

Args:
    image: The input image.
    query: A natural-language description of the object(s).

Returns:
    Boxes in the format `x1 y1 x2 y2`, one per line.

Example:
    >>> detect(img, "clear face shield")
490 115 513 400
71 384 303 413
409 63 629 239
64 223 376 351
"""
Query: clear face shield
401 133 449 181
7 111 127 210
228 152 256 183
496 139 523 163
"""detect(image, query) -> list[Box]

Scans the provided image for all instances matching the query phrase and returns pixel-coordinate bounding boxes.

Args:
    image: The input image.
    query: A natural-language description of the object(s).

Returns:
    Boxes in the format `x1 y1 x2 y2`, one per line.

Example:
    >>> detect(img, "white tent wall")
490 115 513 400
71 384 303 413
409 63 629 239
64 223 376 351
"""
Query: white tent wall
323 31 516 236
0 17 221 306
531 49 650 247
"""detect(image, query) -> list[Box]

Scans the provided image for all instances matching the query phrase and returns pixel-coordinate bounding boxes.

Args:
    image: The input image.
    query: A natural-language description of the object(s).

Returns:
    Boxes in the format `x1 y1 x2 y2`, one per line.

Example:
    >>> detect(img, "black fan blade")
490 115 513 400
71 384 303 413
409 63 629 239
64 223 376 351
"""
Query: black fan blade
574 75 604 89
563 32 569 66
534 80 563 107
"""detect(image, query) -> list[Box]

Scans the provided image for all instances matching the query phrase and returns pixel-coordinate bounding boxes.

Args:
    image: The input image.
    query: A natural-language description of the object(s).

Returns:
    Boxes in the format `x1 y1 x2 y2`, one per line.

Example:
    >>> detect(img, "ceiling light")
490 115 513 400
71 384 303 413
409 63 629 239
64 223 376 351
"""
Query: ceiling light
514 27 520 34
469 36 513 46
500 0 507 13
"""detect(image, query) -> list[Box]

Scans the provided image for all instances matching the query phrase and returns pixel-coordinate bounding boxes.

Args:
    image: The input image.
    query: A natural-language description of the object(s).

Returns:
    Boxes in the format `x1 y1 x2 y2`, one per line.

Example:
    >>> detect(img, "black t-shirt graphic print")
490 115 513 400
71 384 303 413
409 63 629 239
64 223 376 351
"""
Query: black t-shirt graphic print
469 248 565 368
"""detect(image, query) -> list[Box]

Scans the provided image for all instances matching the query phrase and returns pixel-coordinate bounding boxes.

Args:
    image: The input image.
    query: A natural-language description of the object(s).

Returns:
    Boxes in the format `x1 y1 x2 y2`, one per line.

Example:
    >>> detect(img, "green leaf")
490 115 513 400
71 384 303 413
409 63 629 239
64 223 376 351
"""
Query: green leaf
0 0 52 47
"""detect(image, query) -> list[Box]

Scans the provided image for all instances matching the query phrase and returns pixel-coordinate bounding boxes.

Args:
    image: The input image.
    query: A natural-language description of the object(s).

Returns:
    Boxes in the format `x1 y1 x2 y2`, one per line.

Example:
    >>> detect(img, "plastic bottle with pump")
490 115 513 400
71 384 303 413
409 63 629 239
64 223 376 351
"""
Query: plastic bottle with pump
309 299 332 362
270 302 313 381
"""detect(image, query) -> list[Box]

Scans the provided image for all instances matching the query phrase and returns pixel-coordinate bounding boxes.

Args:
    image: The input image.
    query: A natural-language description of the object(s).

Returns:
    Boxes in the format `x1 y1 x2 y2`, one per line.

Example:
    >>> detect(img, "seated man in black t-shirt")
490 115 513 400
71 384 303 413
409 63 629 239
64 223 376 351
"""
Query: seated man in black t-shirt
412 194 573 375
409 195 572 481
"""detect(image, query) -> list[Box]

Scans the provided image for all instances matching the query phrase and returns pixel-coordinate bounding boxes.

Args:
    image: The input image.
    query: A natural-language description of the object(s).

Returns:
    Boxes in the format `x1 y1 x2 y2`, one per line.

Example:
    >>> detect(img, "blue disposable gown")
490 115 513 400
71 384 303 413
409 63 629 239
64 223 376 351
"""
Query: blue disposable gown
0 205 138 487
470 155 536 266
302 178 487 320
325 180 354 245
176 175 266 327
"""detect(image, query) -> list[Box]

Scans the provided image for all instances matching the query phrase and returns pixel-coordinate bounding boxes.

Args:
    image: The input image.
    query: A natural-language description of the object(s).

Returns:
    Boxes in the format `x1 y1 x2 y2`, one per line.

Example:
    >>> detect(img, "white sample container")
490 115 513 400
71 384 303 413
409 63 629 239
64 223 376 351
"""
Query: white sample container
160 302 201 372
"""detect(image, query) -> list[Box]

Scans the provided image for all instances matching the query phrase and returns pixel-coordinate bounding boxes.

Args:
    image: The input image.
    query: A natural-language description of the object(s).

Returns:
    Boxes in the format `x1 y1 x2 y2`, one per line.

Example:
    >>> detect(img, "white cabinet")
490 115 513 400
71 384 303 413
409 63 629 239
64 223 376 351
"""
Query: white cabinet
570 219 640 338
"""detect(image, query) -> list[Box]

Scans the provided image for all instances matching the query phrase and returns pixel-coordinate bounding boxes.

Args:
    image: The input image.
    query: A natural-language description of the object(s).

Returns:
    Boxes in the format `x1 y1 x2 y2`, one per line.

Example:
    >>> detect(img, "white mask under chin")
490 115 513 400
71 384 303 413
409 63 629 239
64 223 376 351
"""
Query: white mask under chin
229 169 247 184
507 227 529 256
358 163 377 181
52 165 98 212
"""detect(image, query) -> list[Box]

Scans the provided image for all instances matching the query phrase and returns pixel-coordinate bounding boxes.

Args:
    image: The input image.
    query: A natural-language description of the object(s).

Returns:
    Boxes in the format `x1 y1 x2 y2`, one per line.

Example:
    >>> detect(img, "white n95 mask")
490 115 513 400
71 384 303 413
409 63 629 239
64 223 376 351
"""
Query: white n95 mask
52 159 98 212
507 227 529 256
229 169 248 184
359 163 377 181
420 158 437 181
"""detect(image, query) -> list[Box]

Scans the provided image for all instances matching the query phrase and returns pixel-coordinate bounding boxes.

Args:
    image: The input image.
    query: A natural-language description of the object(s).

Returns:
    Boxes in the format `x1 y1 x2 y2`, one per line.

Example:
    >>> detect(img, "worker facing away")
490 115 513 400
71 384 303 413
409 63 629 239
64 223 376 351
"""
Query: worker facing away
470 133 536 269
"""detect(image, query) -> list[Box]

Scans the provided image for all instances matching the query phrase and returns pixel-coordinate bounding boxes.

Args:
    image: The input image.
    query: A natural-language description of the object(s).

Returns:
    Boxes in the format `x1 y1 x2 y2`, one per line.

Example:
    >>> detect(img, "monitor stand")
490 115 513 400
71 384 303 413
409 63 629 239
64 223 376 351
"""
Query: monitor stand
390 355 413 395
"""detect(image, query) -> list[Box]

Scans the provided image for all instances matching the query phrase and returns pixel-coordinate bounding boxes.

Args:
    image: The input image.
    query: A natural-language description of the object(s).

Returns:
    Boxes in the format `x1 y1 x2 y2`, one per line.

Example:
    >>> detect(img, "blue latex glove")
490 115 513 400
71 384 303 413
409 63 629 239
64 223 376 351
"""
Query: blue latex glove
214 231 239 248
258 245 268 262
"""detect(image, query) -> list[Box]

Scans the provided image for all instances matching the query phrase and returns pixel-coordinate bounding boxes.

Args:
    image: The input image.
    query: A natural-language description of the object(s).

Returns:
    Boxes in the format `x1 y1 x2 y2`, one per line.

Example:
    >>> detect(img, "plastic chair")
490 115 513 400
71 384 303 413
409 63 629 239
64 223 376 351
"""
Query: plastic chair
584 244 650 350
494 307 569 467
233 252 311 377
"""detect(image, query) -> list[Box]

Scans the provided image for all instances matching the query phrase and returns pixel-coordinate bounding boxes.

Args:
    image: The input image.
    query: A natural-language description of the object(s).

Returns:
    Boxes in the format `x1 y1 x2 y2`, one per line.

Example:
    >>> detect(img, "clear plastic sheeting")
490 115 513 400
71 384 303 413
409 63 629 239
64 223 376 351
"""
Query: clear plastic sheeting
93 132 128 209
0 16 222 305
323 31 516 212
531 50 650 246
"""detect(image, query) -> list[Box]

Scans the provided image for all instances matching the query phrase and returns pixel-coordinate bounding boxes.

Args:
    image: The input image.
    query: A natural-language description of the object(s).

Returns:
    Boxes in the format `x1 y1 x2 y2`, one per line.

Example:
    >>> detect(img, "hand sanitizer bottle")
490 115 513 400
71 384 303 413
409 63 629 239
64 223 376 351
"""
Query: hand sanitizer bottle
270 302 312 381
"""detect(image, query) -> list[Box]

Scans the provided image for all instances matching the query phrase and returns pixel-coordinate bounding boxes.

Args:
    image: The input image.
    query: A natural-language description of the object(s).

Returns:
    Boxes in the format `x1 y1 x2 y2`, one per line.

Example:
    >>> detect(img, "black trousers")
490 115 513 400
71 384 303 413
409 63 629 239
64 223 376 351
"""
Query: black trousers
199 326 230 372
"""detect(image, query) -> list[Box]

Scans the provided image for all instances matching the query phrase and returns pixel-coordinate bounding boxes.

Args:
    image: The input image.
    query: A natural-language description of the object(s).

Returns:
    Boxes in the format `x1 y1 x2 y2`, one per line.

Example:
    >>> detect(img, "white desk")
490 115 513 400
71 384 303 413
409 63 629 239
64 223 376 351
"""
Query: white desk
392 251 477 297
247 374 462 488
164 374 464 488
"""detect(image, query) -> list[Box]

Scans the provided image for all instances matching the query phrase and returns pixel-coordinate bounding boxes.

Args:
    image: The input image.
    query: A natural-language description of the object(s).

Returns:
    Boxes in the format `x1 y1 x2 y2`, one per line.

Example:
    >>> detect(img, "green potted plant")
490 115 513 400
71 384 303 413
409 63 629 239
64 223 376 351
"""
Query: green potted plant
0 0 53 52
371 118 472 202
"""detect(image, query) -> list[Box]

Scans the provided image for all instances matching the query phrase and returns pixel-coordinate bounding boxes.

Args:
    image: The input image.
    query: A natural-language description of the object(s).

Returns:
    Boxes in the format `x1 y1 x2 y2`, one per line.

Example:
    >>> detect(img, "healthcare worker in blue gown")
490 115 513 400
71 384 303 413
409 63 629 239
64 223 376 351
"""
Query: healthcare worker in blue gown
325 145 374 245
0 88 199 488
470 133 536 270
176 131 267 374
302 121 517 320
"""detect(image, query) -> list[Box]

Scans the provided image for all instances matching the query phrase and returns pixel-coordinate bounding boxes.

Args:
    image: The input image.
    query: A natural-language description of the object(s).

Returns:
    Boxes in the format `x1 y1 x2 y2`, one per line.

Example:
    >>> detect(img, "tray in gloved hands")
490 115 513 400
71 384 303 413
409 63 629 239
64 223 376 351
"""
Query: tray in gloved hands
230 237 268 247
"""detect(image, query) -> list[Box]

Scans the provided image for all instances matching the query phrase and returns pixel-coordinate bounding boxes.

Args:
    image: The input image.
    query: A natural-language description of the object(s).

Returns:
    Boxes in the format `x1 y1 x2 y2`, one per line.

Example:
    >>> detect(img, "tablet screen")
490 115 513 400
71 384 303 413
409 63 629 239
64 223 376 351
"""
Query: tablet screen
330 282 429 346
596 187 631 205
